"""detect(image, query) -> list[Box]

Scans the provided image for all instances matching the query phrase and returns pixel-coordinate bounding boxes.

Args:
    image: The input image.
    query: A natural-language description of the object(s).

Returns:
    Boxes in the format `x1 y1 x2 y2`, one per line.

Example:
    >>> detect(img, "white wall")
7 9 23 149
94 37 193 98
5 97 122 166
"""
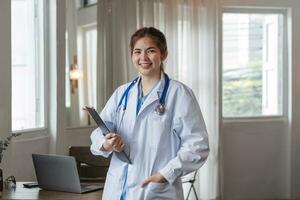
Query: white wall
11 133 49 180
290 0 300 198
0 0 12 178
222 120 290 199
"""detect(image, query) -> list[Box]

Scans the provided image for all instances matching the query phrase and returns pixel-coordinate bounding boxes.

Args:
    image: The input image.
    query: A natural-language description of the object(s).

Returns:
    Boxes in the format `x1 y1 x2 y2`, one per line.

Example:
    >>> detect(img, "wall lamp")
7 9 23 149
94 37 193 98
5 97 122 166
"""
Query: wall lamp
69 55 82 94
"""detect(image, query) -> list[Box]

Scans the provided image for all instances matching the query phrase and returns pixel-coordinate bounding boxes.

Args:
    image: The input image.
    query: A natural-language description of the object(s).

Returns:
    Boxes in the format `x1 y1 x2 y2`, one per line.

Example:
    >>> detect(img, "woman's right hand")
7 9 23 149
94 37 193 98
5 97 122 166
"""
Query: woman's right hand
101 133 125 152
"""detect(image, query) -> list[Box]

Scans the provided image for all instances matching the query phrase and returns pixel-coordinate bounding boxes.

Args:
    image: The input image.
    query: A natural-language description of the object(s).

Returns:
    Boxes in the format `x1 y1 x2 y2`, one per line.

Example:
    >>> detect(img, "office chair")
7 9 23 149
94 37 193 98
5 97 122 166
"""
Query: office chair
182 170 199 200
69 146 111 182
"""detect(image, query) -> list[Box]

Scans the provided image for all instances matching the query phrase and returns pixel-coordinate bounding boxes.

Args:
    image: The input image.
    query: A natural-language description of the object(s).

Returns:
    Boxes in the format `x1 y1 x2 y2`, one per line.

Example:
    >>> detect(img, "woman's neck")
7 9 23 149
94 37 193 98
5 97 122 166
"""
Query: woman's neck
141 73 161 96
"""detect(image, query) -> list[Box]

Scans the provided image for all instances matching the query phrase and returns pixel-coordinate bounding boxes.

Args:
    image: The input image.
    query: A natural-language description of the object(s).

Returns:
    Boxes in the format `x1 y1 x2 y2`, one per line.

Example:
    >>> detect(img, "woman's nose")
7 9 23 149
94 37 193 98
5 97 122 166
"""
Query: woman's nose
140 51 148 59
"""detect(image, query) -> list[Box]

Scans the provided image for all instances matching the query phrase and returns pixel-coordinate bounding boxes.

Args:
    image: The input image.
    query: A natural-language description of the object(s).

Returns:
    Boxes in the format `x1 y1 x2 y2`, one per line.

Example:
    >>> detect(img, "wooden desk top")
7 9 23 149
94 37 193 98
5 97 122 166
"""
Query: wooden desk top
1 182 102 200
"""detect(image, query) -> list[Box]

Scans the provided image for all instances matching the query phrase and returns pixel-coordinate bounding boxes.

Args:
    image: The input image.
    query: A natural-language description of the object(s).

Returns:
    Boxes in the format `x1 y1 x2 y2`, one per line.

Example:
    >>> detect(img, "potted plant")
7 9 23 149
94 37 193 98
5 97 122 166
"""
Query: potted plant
0 133 22 191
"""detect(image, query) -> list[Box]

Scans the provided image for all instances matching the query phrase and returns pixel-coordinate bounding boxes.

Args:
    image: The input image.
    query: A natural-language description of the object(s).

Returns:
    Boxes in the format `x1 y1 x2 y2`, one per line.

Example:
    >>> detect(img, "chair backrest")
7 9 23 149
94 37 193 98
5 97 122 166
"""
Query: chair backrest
181 170 199 200
69 146 111 182
181 170 198 183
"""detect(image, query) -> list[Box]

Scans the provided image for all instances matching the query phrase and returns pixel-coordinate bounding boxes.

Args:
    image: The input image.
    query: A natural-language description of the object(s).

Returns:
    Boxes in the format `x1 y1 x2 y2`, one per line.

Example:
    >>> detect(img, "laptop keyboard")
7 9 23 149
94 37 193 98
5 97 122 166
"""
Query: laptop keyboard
81 185 99 189
80 183 103 193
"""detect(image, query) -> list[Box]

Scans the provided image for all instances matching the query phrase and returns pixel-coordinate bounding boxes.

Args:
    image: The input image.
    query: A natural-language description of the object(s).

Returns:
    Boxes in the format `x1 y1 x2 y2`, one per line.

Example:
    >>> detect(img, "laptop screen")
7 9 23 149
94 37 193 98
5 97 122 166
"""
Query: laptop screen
32 154 83 193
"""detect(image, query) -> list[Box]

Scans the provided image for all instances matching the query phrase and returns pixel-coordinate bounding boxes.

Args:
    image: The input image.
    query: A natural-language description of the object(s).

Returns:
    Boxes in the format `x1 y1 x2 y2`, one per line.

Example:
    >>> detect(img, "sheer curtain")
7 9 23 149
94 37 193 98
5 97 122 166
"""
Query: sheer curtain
98 0 220 199
97 0 138 109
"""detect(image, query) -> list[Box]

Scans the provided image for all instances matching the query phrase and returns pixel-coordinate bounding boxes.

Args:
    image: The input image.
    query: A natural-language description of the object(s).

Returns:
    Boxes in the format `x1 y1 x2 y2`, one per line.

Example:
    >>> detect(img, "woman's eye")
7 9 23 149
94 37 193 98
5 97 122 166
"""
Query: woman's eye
147 49 156 54
133 51 140 55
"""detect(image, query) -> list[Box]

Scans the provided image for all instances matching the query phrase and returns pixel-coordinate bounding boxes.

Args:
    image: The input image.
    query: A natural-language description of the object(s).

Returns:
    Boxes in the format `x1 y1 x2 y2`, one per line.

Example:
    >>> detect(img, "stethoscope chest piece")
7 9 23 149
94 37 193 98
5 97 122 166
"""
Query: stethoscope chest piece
155 104 165 115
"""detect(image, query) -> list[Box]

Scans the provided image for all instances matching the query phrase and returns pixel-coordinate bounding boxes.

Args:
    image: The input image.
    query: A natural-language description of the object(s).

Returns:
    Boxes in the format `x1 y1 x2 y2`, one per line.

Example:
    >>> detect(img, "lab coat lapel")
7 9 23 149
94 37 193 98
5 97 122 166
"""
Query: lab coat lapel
137 72 165 117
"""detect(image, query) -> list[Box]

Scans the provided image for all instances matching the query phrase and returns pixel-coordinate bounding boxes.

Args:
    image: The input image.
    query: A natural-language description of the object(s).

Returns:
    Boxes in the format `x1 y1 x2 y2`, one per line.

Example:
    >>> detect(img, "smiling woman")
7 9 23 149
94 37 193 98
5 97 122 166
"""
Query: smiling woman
89 27 209 200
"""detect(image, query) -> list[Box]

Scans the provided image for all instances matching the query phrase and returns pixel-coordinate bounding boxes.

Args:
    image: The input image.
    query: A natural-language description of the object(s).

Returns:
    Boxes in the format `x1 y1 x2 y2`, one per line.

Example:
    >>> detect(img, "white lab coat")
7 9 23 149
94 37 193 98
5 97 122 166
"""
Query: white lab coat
90 73 209 200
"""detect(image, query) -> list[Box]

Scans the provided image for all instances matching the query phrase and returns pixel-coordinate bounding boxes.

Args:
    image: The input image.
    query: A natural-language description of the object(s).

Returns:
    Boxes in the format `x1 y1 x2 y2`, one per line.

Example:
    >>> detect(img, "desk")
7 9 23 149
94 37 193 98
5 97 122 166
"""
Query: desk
1 182 102 200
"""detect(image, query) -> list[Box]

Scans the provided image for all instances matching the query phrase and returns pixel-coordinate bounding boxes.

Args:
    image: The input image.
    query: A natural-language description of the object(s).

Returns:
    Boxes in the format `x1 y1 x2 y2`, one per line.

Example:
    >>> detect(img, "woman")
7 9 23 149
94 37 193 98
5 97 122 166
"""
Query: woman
90 27 209 200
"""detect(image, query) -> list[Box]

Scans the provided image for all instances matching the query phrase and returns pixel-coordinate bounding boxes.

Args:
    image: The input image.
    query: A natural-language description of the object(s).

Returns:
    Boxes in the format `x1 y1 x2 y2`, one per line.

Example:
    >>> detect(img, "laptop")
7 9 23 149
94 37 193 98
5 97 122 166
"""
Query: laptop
32 154 104 193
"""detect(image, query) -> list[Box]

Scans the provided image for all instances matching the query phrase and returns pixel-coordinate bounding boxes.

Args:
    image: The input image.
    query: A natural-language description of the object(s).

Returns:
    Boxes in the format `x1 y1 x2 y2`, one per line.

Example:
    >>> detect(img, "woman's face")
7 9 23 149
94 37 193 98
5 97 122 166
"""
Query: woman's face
131 37 167 79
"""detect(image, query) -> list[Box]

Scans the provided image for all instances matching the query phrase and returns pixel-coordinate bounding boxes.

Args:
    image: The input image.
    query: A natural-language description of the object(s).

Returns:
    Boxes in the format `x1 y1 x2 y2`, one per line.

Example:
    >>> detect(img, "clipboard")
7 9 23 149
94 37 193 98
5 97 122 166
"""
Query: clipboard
85 106 132 164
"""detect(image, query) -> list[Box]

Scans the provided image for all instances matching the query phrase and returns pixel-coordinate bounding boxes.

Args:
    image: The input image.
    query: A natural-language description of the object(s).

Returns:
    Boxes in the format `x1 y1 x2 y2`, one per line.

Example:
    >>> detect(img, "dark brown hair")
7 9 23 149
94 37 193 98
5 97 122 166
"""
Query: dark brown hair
130 27 167 56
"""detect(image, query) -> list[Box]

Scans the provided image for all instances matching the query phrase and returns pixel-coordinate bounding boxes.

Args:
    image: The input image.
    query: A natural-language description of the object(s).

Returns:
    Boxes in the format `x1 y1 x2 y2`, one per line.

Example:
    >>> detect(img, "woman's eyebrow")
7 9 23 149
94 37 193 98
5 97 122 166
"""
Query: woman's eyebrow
133 46 157 51
146 47 156 50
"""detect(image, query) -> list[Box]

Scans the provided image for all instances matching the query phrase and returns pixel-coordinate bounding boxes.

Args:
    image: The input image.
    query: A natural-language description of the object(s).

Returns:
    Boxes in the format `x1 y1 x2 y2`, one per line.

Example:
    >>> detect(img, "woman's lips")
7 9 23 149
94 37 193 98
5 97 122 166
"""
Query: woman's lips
139 63 152 68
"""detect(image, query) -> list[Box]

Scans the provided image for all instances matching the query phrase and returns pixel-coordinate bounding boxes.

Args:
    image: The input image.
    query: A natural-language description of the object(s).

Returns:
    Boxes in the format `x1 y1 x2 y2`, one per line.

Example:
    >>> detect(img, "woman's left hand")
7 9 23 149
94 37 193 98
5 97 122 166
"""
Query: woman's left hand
140 173 167 188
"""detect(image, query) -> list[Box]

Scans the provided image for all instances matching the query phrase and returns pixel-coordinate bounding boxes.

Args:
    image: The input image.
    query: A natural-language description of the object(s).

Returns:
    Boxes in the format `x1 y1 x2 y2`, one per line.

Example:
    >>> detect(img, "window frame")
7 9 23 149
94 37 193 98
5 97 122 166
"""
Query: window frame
220 7 289 120
11 0 49 133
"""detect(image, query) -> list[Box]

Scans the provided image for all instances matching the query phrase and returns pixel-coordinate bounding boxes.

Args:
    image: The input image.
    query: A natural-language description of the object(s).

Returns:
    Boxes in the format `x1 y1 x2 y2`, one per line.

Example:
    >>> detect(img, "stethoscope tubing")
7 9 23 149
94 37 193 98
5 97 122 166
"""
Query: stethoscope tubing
117 78 138 111
116 73 170 114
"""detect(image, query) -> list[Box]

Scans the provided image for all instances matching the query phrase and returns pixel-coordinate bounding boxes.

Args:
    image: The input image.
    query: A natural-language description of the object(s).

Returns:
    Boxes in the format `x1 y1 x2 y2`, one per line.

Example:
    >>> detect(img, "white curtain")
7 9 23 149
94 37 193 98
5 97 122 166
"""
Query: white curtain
98 0 220 199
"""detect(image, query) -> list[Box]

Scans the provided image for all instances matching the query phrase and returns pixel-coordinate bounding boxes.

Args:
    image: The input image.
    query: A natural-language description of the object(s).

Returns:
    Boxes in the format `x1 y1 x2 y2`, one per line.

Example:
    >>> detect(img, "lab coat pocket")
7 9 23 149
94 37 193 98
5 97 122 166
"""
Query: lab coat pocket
146 182 176 200
149 182 168 191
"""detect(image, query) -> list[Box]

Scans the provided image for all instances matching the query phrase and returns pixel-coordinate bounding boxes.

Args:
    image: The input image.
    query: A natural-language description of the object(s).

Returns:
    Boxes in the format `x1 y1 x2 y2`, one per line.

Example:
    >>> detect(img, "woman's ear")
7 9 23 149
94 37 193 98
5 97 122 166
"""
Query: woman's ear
162 51 168 61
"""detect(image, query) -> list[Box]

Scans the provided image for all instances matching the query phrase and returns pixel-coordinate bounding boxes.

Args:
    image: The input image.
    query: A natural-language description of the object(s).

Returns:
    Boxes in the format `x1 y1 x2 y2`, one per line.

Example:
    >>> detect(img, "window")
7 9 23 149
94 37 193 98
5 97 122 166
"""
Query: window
222 11 285 117
65 26 97 109
65 2 97 127
83 26 98 109
11 0 45 131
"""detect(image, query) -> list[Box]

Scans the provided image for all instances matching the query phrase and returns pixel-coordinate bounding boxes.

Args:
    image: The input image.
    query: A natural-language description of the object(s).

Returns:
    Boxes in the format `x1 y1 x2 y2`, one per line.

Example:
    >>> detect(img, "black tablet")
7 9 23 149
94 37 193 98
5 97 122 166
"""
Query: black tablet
84 106 132 164
84 106 110 136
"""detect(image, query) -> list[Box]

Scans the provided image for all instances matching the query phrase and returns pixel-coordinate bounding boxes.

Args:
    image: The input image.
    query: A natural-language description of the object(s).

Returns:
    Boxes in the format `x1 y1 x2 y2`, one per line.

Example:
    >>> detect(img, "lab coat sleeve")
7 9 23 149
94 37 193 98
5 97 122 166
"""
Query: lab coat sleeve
90 128 112 157
159 86 209 184
90 87 120 158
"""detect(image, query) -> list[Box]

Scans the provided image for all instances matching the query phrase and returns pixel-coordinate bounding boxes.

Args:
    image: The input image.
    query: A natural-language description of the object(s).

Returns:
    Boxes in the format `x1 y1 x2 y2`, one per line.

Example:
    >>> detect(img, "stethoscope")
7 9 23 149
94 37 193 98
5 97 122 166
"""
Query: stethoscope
114 73 169 163
116 73 170 116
